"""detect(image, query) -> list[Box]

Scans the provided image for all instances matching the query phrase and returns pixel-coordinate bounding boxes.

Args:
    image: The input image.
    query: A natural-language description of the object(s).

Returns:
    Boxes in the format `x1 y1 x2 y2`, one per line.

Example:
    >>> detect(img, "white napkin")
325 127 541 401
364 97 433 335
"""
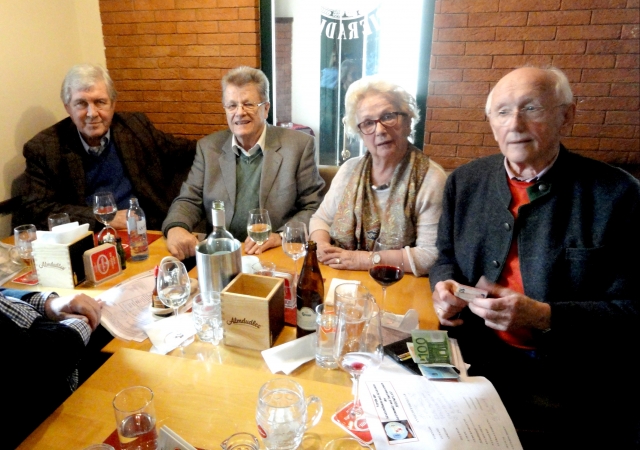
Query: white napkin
35 222 89 244
261 333 316 375
382 309 419 332
325 278 360 305
241 255 259 273
143 312 197 354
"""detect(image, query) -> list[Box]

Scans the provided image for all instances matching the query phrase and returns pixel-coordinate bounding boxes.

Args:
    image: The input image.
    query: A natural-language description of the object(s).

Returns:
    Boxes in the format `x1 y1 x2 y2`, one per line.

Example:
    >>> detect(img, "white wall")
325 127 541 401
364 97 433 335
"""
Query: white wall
0 0 106 237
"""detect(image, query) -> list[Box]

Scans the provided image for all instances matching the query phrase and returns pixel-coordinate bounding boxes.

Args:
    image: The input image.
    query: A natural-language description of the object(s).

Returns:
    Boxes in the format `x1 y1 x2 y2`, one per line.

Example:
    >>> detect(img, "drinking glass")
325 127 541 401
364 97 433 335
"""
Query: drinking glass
156 260 192 346
247 208 272 251
93 191 118 243
112 386 158 450
255 378 322 450
47 212 70 230
333 296 383 427
369 236 404 325
14 224 38 283
252 261 276 276
281 221 307 281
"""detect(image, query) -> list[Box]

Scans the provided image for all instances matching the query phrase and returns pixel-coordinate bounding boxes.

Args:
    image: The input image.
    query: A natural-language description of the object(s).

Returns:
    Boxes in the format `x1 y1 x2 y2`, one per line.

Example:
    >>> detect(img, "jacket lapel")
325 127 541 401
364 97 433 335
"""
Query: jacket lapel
61 120 88 202
219 134 237 226
259 125 282 207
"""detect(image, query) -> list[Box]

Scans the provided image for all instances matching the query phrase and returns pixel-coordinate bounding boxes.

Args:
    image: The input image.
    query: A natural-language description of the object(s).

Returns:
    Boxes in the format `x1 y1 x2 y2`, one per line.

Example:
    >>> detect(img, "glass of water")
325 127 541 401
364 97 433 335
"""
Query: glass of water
192 292 223 345
255 378 322 450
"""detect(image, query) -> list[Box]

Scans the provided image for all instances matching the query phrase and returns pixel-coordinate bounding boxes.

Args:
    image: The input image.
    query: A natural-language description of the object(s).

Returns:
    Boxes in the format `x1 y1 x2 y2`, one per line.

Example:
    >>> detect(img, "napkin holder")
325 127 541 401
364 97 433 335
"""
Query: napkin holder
32 231 94 288
220 273 285 351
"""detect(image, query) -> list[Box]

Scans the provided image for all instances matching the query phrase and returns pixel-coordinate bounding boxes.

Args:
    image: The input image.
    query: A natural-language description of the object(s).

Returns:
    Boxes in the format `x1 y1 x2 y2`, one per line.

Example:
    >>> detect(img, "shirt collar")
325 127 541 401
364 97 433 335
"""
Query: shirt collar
78 129 111 156
504 150 559 182
232 124 267 157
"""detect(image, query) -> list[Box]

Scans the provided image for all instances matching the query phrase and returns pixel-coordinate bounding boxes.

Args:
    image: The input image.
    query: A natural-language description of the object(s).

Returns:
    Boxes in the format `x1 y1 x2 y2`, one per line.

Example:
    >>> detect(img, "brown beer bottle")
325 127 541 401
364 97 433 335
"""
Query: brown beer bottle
296 241 324 338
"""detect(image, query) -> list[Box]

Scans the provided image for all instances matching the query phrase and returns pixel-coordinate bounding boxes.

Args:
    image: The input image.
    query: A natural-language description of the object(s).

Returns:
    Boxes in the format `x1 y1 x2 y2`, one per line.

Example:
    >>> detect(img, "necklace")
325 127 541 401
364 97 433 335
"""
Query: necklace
371 181 391 191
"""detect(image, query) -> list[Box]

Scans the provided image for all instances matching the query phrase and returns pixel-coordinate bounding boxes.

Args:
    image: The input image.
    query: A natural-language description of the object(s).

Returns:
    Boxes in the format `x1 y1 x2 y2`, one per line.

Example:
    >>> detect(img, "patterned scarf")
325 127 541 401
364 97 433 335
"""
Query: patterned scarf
330 145 431 251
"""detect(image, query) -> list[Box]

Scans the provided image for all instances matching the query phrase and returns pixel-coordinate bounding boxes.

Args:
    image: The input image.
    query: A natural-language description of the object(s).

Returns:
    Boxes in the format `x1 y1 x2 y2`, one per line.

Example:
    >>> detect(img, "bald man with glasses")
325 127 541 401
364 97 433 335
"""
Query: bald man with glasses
163 66 325 259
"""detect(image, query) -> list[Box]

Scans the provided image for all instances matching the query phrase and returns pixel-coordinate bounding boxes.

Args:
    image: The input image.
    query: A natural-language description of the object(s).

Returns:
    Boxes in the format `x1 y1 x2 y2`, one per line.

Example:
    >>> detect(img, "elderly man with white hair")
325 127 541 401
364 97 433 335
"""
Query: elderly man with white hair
15 63 196 231
430 66 640 446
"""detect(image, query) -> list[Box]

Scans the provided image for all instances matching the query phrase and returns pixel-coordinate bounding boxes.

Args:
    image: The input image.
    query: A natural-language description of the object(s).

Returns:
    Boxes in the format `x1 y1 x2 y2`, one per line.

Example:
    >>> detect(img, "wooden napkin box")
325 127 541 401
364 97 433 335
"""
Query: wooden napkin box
220 273 285 351
32 231 95 288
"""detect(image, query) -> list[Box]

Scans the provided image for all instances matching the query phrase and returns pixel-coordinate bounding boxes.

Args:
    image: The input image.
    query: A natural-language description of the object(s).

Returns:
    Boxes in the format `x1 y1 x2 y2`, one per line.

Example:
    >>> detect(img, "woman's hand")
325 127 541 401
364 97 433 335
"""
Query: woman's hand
244 232 282 255
317 245 370 271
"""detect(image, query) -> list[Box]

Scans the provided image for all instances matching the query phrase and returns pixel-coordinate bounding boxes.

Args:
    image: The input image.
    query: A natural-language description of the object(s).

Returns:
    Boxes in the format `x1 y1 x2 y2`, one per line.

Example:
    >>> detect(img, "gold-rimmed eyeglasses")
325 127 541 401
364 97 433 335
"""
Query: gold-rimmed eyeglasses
488 104 567 126
223 101 269 114
356 111 407 135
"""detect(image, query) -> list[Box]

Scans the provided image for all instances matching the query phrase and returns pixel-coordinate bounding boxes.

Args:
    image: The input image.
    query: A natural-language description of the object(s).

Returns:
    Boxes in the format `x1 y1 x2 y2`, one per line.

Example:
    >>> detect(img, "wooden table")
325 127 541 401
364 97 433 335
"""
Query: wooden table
17 348 353 450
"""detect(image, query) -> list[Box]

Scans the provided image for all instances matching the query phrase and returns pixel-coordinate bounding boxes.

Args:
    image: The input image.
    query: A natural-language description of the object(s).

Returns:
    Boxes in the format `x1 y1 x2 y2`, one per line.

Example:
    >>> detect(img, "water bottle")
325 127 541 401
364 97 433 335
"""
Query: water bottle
205 200 236 255
127 197 149 261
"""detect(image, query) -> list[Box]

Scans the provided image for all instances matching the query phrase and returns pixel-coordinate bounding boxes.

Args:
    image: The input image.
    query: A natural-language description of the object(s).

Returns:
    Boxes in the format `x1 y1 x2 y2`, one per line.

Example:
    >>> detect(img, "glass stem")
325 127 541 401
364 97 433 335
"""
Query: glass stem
381 287 387 312
350 375 363 419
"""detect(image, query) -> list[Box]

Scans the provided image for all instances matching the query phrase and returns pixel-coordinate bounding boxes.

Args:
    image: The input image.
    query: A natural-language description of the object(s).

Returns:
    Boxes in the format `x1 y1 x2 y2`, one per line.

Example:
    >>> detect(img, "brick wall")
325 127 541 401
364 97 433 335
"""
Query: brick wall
275 17 293 124
99 0 260 140
424 0 640 171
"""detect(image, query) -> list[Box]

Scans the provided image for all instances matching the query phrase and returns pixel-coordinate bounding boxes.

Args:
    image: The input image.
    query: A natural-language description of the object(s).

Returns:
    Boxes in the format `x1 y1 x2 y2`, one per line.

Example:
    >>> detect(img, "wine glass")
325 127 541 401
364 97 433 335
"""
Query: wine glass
93 191 118 243
246 208 272 254
282 221 308 281
333 296 383 428
156 260 192 346
369 235 404 325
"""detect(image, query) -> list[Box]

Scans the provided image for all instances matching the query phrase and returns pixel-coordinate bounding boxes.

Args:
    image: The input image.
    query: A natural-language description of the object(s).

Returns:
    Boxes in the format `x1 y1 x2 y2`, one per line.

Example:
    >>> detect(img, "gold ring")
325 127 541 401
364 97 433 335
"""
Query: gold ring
336 258 340 264
437 307 443 315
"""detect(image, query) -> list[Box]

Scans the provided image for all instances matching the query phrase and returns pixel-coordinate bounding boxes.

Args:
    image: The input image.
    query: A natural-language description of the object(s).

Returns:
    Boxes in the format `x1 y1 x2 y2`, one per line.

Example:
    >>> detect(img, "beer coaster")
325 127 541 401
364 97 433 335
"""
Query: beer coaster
12 270 38 285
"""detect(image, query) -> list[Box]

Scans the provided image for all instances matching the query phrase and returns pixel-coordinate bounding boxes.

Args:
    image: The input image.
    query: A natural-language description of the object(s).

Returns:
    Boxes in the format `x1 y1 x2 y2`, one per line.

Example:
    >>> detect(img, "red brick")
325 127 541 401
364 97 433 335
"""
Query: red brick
198 33 239 45
552 55 615 68
106 47 139 58
239 8 258 20
108 68 142 80
621 24 640 39
220 45 257 57
572 124 636 138
431 108 486 121
586 40 639 54
134 0 174 10
577 96 638 110
101 11 155 23
116 91 145 101
616 55 640 69
144 91 183 101
558 137 600 149
108 57 159 69
524 40 586 54
198 56 258 68
431 42 465 55
528 11 591 25
496 26 557 41
427 95 462 108
238 33 258 45
157 57 199 68
581 69 639 83
119 101 165 112
600 138 640 151
457 145 500 158
482 134 498 146
492 55 553 68
179 45 220 57
102 23 138 35
574 110 606 124
466 41 524 55
571 83 611 97
468 12 527 27
499 0 561 11
434 13 468 28
459 121 492 133
99 1 135 12
556 25 621 40
178 21 219 33
463 68 512 81
174 0 217 8
427 121 460 133
154 9 196 21
605 111 640 125
560 0 627 9
181 113 219 124
428 69 463 82
137 22 177 34
217 0 255 7
196 8 239 21
117 34 156 46
460 95 489 108
139 45 179 57
423 144 458 157
438 27 495 41
592 9 640 25
103 35 118 47
179 68 222 79
441 0 499 13
218 20 258 33
433 81 489 95
183 91 220 102
156 34 197 45
434 56 493 68
162 102 202 113
138 68 180 79
611 83 640 97
116 80 161 90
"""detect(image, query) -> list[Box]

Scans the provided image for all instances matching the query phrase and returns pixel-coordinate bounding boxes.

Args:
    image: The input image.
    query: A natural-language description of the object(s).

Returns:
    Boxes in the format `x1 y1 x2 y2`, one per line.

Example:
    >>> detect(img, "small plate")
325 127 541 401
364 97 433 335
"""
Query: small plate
151 278 198 317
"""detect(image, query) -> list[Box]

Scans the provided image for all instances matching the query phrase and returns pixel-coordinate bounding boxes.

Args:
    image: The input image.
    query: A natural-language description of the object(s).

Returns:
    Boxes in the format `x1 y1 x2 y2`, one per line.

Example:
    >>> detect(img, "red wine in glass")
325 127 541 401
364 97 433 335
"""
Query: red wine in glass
369 264 404 287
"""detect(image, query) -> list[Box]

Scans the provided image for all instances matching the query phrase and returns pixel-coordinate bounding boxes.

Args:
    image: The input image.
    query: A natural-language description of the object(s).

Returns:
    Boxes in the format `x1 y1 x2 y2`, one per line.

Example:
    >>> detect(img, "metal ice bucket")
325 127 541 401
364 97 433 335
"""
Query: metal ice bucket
195 238 242 293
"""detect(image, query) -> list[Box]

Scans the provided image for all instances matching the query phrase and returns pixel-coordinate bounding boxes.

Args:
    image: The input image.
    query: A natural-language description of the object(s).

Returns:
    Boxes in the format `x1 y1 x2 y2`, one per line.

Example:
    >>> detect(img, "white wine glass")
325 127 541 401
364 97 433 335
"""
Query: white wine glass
156 260 192 346
93 191 118 243
369 235 404 325
247 208 272 252
333 296 383 428
282 221 308 281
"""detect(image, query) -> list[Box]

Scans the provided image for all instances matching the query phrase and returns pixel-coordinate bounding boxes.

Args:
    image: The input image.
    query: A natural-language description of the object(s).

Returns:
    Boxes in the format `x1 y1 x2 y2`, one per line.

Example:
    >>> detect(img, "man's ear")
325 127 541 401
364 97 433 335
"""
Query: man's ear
560 102 576 135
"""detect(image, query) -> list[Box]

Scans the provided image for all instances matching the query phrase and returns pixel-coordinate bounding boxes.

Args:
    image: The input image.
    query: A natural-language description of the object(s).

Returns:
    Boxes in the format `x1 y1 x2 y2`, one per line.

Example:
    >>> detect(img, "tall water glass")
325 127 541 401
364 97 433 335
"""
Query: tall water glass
256 378 322 450
112 386 158 450
14 224 38 283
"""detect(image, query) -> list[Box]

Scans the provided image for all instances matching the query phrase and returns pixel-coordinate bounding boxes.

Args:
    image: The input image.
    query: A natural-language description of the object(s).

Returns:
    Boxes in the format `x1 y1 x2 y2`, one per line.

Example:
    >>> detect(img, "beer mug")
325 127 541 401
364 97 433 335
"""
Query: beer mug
255 379 322 450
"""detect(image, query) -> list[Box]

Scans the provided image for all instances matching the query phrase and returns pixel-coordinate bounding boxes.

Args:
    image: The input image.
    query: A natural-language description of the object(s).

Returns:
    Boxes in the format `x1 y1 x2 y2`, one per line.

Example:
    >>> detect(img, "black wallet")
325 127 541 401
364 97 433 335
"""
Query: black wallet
383 337 421 375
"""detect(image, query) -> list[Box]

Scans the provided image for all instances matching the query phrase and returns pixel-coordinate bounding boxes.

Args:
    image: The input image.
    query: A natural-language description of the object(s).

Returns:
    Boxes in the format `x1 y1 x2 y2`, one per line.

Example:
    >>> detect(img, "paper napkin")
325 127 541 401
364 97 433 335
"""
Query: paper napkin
143 312 196 354
325 278 360 305
261 333 316 375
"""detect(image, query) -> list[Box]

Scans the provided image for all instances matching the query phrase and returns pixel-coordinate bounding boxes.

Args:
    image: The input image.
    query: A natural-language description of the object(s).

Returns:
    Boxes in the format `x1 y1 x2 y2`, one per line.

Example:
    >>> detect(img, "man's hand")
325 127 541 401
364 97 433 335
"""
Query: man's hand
166 227 199 260
244 233 281 255
469 277 551 331
432 280 468 327
317 245 369 271
44 293 102 331
110 210 128 230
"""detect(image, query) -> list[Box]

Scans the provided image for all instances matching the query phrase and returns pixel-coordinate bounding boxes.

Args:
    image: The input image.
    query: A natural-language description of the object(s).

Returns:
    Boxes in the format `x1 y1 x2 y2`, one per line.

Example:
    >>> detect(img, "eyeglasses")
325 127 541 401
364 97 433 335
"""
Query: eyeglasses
488 104 567 126
356 112 407 135
222 101 269 114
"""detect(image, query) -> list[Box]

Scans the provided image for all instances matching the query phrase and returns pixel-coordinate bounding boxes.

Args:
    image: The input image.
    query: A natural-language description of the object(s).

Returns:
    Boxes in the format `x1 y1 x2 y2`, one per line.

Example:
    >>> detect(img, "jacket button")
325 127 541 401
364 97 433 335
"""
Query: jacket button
492 260 500 268
503 223 511 231
538 183 549 192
